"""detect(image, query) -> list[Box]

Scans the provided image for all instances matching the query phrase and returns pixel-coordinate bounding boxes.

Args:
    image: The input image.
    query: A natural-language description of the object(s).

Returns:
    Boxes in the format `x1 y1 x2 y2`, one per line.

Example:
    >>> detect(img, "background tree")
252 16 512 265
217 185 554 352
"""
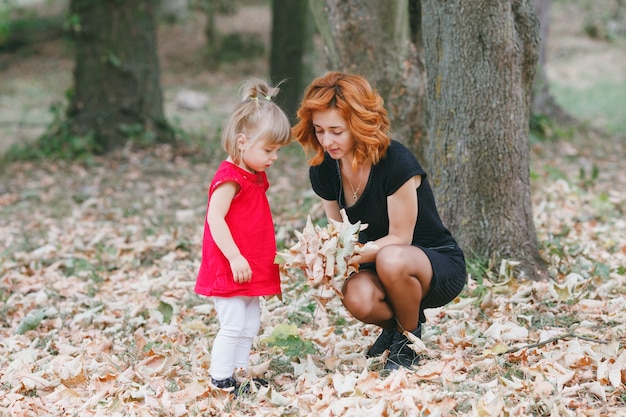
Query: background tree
423 0 547 278
194 0 239 63
67 0 173 152
269 0 309 122
531 0 575 126
309 0 428 164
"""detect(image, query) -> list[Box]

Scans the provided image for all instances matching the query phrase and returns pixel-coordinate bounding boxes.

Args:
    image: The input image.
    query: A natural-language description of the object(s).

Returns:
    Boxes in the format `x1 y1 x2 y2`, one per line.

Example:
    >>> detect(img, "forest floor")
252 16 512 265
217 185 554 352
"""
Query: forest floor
1 1 626 416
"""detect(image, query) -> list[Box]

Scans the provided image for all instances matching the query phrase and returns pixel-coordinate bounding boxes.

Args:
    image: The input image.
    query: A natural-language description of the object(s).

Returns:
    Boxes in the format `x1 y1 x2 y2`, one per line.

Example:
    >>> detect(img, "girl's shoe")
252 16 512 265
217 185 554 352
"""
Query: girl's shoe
384 326 422 371
211 376 238 391
212 376 268 396
238 377 268 393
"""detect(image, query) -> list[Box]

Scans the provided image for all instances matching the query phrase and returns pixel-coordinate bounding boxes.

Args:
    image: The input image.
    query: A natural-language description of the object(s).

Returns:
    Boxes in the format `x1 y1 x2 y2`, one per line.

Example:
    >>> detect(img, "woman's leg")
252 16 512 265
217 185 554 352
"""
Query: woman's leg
375 245 433 332
342 245 433 332
341 270 396 330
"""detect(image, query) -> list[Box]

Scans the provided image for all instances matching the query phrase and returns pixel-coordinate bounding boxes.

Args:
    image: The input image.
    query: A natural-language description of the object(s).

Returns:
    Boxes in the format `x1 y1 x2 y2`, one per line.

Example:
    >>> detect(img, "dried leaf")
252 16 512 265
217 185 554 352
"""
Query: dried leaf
276 209 376 308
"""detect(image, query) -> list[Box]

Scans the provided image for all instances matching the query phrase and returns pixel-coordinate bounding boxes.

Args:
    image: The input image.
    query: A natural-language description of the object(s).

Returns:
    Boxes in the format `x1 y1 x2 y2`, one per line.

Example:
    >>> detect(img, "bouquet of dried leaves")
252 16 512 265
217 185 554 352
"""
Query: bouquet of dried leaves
275 209 377 306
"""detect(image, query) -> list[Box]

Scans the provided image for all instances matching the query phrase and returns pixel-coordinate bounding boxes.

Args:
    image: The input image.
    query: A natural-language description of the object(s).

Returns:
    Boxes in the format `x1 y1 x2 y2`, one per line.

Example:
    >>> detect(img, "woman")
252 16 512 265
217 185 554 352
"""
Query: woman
292 72 466 370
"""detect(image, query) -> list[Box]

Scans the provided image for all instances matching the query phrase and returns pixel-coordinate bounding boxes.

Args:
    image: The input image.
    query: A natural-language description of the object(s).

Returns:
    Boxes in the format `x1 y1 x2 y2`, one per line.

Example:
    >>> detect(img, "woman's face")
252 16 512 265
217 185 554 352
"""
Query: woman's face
312 109 355 160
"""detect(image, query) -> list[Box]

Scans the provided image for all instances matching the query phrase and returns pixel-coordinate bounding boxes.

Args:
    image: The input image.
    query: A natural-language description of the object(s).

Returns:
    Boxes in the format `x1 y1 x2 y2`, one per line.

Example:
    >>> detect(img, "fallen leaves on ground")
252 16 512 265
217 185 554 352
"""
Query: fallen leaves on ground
1 140 625 416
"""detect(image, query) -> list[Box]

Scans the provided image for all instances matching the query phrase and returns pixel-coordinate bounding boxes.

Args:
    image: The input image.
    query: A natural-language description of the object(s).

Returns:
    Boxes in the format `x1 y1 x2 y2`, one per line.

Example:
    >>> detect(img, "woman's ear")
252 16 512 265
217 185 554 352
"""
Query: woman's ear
236 133 247 151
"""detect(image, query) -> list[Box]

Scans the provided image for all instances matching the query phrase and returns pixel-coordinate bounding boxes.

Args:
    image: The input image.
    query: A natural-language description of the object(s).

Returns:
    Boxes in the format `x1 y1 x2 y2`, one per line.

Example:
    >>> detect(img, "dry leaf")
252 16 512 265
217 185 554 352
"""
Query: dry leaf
276 209 377 306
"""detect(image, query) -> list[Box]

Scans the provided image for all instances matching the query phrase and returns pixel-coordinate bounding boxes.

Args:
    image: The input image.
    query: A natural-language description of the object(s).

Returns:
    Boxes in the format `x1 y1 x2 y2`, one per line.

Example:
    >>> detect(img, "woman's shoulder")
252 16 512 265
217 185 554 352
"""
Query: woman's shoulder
374 140 426 185
382 140 421 166
310 152 337 174
386 139 412 157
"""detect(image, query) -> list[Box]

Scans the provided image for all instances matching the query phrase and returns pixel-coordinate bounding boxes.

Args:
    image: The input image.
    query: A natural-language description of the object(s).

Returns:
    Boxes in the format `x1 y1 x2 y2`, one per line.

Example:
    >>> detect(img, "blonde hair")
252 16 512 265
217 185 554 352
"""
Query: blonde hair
222 79 292 163
292 72 391 170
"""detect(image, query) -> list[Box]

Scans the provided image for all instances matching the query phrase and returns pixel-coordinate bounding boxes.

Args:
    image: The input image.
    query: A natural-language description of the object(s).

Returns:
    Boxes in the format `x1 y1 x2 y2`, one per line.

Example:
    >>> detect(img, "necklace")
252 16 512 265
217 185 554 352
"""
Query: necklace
344 164 363 202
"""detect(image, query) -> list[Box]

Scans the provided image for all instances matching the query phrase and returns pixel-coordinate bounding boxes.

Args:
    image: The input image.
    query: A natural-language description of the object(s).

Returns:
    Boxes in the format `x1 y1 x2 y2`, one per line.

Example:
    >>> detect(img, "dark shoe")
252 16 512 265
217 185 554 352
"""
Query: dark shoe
384 325 422 371
251 377 269 387
211 376 238 391
237 377 268 394
366 328 394 358
212 376 268 396
235 378 268 397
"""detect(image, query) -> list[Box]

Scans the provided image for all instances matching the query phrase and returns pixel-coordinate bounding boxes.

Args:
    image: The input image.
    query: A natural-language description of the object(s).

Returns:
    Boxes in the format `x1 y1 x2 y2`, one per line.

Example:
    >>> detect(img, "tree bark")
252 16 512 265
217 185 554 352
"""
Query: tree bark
309 0 428 165
531 0 575 125
68 0 173 152
423 0 547 279
270 0 308 122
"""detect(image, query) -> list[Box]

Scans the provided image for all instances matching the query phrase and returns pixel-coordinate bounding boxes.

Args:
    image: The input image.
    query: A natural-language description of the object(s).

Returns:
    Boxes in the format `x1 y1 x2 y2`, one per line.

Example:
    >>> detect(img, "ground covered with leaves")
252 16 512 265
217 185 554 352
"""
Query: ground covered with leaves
1 127 625 417
2 1 626 416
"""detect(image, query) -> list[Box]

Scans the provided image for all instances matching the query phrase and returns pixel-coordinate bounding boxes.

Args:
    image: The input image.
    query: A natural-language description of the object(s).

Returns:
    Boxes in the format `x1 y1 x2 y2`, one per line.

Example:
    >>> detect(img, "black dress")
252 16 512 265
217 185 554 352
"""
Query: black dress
309 140 467 322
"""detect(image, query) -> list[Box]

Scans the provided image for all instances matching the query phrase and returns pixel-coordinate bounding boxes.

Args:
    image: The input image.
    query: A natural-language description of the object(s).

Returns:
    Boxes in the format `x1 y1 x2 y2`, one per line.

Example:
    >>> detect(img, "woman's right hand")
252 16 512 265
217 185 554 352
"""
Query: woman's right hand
230 254 252 284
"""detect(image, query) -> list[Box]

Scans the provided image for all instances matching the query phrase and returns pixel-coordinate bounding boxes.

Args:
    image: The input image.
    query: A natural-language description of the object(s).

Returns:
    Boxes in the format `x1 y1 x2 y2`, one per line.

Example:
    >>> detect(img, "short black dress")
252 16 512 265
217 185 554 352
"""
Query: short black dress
309 140 467 323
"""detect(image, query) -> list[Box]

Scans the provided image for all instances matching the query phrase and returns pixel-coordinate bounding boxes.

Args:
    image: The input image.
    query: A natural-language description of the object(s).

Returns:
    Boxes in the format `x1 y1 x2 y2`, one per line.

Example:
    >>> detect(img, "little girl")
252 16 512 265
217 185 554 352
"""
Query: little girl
194 79 292 393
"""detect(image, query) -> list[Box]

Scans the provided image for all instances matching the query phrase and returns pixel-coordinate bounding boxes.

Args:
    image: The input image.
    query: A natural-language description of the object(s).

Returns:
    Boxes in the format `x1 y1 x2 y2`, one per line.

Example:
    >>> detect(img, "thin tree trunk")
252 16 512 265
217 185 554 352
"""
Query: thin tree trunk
423 0 547 279
68 0 173 152
531 0 575 125
270 0 308 122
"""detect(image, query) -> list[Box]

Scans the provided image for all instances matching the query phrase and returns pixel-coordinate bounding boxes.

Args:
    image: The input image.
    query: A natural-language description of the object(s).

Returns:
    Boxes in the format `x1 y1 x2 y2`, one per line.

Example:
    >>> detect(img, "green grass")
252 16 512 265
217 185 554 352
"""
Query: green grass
552 78 626 135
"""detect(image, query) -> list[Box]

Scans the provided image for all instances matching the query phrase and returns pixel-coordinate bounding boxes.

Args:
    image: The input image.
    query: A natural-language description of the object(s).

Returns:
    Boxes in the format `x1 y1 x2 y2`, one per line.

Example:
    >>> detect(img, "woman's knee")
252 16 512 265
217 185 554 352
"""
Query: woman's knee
376 245 408 275
376 245 433 290
342 295 373 321
342 277 377 320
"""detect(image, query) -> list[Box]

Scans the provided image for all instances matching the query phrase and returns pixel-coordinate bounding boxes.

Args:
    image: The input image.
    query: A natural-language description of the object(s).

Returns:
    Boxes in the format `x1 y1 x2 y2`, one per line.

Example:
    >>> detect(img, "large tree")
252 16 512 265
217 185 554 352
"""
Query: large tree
422 0 546 278
310 0 547 278
67 0 173 152
309 0 428 164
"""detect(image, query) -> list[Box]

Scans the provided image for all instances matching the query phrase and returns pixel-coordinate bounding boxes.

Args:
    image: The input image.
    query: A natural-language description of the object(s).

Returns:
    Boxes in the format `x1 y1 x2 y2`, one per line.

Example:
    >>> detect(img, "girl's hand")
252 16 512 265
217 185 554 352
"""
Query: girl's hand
230 254 252 284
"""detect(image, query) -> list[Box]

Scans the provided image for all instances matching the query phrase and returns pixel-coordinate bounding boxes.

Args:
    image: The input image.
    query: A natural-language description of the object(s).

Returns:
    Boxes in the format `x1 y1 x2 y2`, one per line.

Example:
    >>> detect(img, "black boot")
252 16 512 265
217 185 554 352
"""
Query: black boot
211 376 239 391
384 324 422 371
212 376 268 397
366 328 394 358
236 377 268 395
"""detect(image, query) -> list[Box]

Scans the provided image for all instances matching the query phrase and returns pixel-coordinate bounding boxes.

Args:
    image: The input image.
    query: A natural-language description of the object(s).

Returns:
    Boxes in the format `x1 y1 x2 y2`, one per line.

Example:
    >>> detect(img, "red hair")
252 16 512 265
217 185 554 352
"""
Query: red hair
292 72 391 169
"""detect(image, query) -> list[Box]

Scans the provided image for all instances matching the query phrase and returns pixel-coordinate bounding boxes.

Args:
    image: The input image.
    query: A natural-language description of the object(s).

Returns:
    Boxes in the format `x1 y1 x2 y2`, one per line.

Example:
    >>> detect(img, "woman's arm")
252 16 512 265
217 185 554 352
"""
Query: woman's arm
356 175 421 263
321 199 342 222
207 182 252 283
386 174 421 244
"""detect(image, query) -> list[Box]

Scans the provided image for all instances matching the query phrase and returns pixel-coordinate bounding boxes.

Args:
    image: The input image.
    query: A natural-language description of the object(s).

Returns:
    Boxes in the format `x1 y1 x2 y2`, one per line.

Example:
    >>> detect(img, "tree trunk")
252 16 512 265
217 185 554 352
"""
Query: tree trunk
531 0 575 125
68 0 173 152
203 0 219 62
309 0 428 165
423 0 547 279
270 0 308 122
159 0 189 23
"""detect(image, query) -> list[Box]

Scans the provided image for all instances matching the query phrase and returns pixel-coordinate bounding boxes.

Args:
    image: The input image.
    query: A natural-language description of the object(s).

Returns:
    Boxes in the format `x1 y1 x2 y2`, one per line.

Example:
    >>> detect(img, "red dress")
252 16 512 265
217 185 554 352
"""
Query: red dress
194 161 282 297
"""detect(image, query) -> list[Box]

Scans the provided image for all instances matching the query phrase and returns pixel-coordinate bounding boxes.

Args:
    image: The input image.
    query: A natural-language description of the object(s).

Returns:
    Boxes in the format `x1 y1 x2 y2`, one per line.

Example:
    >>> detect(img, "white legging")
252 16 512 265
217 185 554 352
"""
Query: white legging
210 296 261 380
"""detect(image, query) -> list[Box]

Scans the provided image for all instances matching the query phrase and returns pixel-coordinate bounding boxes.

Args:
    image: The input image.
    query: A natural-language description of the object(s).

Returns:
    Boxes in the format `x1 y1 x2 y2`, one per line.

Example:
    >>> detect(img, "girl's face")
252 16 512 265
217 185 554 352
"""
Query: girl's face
312 109 355 160
239 135 281 173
